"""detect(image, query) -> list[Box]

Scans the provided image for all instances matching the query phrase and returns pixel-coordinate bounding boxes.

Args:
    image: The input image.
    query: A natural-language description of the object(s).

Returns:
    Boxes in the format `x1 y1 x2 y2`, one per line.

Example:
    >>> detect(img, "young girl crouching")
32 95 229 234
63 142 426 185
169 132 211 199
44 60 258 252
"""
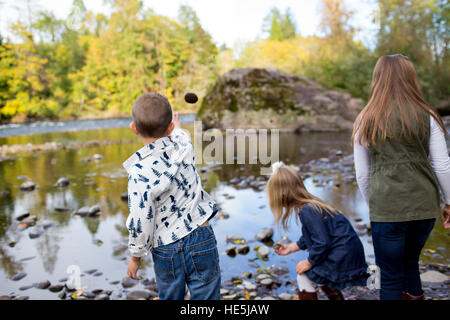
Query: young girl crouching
267 162 369 300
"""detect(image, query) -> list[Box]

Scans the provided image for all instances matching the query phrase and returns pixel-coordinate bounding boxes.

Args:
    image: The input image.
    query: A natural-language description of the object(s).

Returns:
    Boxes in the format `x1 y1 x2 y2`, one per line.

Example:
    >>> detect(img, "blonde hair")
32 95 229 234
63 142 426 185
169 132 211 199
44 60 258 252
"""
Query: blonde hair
352 54 446 147
266 165 339 230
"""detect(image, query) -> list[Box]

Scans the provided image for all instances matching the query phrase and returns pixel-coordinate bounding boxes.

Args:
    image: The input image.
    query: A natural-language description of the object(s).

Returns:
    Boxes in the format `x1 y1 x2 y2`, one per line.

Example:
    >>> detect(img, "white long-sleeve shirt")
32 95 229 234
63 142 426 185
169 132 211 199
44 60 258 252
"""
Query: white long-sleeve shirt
354 115 450 206
123 128 216 257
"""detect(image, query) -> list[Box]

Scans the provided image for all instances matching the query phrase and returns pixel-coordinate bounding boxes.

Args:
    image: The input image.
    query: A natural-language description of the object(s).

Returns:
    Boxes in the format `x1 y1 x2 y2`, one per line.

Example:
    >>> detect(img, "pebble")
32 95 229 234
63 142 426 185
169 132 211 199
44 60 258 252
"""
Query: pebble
88 204 101 217
48 285 64 292
225 245 237 257
121 277 139 288
20 181 36 192
257 246 270 258
260 278 273 286
126 290 152 300
56 177 70 188
75 206 90 217
95 293 110 300
279 293 293 300
11 272 27 281
220 288 230 295
29 229 43 239
255 228 274 242
261 296 276 300
243 281 257 291
420 271 449 283
256 274 271 282
80 157 91 163
16 212 30 221
34 280 51 289
238 245 250 255
93 154 104 161
19 285 33 291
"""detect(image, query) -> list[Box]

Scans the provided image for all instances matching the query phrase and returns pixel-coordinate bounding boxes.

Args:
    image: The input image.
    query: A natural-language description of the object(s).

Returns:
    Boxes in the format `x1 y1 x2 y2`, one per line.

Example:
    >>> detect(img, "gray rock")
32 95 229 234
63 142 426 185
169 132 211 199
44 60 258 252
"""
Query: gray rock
16 212 30 221
198 68 362 132
11 272 27 281
126 290 152 300
121 277 138 288
257 246 270 258
225 245 237 257
420 271 449 283
75 206 90 217
19 285 33 291
255 228 274 242
279 293 293 300
243 281 257 291
29 229 43 239
88 204 101 217
95 293 110 300
20 181 35 192
220 288 230 295
48 285 64 292
56 177 70 188
238 245 250 255
93 154 104 161
255 273 271 282
34 280 51 289
261 296 276 300
260 278 273 286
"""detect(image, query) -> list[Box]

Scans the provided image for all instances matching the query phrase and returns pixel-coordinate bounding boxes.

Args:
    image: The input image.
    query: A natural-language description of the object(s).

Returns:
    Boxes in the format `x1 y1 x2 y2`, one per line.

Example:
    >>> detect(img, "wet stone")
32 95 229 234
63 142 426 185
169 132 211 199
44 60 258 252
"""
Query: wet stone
19 285 33 291
93 154 104 161
48 285 64 293
16 212 30 221
75 206 90 217
260 278 273 286
11 273 27 281
20 181 36 192
56 177 70 188
126 290 152 300
29 229 43 239
225 245 237 257
238 245 250 255
88 204 101 217
34 280 51 289
279 293 293 300
255 228 274 242
122 277 139 288
257 246 270 258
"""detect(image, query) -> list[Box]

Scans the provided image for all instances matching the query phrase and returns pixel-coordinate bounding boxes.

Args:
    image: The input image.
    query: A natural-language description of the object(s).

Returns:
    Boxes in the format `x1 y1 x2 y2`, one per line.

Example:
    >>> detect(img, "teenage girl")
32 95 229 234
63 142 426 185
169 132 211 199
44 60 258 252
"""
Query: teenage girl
352 54 450 300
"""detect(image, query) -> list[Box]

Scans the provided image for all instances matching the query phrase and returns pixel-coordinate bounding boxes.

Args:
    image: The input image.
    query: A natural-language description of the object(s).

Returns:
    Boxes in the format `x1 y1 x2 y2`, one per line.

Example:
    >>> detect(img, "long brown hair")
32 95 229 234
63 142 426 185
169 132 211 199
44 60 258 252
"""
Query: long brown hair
352 54 447 146
266 165 339 230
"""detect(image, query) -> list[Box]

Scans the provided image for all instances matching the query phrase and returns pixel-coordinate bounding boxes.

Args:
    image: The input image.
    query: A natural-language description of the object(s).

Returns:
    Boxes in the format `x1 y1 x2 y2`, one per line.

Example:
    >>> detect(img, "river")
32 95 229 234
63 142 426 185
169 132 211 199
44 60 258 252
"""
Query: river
0 116 448 299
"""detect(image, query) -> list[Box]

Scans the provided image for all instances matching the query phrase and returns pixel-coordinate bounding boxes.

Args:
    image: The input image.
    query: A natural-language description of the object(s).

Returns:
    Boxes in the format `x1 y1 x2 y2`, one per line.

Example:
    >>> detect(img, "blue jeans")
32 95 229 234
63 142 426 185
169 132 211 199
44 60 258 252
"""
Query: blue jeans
151 225 221 300
371 218 435 300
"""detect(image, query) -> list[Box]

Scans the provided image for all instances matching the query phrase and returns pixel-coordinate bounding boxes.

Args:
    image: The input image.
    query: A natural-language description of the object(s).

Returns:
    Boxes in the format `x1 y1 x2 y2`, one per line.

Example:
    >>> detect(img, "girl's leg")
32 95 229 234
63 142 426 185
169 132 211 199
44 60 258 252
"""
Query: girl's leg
371 221 407 300
402 218 435 298
297 273 317 292
297 273 318 300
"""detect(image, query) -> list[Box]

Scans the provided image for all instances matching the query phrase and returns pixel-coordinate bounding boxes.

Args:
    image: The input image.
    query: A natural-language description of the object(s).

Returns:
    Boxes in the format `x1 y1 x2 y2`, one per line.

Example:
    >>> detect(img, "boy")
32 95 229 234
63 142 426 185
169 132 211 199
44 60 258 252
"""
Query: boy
124 92 220 300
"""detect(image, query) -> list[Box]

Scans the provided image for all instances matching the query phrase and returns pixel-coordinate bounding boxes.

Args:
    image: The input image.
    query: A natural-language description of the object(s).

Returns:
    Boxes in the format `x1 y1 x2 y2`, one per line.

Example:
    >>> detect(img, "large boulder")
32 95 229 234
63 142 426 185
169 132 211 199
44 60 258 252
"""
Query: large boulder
197 68 363 132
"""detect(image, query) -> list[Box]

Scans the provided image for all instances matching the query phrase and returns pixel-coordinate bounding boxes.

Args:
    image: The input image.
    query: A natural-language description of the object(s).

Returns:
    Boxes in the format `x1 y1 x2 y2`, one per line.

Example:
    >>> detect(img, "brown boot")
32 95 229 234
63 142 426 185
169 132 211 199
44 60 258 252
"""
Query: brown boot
321 285 345 300
402 291 424 300
297 290 318 300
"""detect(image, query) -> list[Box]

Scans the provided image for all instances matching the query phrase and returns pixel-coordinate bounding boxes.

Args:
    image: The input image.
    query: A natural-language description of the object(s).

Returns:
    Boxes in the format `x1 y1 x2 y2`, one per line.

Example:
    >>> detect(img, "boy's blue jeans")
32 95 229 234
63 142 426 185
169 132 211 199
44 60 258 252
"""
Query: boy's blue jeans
371 218 435 300
151 225 221 300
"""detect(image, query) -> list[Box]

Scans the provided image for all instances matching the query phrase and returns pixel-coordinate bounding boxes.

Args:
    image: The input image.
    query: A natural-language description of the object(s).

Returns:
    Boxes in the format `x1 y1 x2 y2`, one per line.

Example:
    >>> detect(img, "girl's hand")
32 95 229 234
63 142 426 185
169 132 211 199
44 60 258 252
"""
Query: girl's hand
127 256 143 280
275 242 299 255
442 204 450 229
173 112 181 130
296 259 313 275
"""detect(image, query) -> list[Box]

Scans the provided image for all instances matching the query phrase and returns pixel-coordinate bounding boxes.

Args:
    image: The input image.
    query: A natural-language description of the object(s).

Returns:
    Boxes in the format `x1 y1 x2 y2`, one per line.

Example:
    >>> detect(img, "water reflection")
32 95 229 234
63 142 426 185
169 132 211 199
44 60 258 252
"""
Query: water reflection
0 122 448 299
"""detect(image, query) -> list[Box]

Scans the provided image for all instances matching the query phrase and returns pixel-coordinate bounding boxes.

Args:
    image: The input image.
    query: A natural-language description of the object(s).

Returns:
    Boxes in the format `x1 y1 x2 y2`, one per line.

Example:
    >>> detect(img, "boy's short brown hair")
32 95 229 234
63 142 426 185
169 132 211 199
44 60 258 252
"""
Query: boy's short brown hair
132 93 173 138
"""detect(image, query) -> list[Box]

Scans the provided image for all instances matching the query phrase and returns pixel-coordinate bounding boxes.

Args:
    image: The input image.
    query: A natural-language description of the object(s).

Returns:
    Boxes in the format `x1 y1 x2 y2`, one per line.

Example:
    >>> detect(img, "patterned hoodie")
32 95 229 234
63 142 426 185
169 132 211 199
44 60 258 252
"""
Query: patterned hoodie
123 128 215 257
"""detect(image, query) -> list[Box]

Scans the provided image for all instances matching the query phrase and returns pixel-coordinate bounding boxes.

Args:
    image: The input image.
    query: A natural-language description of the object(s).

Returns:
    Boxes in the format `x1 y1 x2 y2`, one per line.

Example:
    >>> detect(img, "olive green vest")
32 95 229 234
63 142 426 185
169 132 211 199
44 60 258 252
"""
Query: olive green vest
368 110 441 222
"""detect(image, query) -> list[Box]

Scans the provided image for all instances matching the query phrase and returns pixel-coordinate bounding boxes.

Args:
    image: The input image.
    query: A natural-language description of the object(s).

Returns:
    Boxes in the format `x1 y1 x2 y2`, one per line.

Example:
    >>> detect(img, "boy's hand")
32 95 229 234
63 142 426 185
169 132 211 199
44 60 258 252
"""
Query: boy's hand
127 256 143 280
274 242 299 255
173 112 181 130
296 259 313 275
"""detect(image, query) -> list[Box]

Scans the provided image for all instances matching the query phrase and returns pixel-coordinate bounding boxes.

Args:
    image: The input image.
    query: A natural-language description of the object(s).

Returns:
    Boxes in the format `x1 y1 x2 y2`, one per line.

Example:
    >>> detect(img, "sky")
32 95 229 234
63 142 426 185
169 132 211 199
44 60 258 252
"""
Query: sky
0 0 379 48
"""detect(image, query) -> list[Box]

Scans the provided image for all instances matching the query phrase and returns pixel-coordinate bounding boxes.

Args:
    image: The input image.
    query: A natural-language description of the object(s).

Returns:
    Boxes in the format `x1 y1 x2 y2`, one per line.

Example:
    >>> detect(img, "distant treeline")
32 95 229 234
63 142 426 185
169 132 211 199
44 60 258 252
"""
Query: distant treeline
0 0 448 122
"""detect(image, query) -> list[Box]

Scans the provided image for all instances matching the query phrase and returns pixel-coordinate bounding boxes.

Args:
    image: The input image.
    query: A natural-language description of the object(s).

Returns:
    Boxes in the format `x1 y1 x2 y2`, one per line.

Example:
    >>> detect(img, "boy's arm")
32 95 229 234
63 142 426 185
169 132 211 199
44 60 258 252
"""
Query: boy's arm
126 173 157 258
170 112 192 145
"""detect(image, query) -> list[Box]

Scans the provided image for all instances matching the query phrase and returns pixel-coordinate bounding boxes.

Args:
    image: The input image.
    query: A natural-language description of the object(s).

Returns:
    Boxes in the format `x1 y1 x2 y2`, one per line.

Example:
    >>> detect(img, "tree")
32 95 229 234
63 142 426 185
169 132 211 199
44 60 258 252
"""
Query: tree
262 7 297 41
